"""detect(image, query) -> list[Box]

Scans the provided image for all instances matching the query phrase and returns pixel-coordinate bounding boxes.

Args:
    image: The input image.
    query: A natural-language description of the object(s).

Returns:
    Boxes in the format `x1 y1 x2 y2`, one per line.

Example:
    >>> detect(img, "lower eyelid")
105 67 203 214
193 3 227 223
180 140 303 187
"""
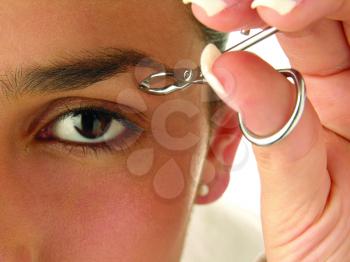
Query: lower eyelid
34 128 144 158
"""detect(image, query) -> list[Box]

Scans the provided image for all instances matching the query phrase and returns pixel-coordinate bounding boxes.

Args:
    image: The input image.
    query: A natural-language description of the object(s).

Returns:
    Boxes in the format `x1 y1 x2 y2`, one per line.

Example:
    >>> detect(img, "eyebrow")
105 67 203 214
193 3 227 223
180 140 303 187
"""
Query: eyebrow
0 48 169 97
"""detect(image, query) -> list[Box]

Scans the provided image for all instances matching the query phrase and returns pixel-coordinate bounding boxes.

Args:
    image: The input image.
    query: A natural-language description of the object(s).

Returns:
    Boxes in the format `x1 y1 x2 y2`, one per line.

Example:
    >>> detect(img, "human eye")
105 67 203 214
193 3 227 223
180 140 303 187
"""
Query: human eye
35 99 144 155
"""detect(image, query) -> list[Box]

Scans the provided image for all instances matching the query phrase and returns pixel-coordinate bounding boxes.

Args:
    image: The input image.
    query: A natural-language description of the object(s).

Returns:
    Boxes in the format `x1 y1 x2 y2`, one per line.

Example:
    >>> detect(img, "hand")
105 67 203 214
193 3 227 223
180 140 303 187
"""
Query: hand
188 0 350 260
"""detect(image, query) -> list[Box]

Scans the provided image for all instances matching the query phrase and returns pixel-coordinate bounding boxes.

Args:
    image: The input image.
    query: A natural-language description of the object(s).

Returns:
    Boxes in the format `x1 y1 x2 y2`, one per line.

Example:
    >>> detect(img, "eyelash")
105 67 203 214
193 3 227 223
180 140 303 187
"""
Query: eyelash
35 104 144 156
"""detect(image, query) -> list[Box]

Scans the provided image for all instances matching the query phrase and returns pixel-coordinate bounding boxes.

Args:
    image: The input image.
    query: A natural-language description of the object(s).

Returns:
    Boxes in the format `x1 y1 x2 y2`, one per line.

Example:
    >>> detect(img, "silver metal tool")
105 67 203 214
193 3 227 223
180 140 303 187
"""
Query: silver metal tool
138 26 279 96
238 68 306 146
138 26 307 147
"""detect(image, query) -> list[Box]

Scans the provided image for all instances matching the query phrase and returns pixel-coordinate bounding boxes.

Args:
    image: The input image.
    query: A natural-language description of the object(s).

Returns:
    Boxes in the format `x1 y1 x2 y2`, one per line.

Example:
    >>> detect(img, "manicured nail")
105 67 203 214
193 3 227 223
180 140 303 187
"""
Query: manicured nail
251 0 298 15
201 43 239 112
200 43 226 98
182 0 229 17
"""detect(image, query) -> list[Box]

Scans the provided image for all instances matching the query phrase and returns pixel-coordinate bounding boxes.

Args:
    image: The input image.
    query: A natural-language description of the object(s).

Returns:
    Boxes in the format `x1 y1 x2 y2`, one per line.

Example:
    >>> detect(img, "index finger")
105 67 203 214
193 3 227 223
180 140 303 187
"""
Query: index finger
186 0 350 32
185 0 264 32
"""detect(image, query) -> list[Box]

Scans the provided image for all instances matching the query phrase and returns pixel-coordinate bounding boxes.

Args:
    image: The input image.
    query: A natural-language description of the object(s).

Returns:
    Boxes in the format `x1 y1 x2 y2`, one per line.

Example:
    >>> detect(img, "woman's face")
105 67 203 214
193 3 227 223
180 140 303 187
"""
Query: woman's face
0 1 239 261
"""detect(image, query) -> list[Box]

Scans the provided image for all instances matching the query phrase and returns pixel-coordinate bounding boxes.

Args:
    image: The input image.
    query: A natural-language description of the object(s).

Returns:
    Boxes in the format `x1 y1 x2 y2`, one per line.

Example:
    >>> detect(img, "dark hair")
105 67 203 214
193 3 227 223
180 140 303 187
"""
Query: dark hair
195 23 229 127
198 25 228 51
183 4 229 50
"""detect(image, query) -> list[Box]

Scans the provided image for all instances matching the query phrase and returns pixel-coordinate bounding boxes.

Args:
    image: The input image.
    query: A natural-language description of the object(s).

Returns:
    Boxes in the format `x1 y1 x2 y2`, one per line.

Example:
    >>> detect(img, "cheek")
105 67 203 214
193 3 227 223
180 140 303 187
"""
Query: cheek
38 172 183 260
12 154 194 260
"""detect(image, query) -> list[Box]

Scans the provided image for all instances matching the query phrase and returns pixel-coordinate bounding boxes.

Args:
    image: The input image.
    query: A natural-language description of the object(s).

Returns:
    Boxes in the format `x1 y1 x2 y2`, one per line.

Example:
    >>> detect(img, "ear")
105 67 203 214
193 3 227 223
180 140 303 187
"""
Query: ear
196 103 242 205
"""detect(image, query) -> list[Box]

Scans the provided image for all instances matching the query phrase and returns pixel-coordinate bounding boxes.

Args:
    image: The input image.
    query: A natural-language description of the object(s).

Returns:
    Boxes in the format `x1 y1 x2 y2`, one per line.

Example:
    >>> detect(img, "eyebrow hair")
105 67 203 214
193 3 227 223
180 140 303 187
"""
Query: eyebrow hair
0 48 168 98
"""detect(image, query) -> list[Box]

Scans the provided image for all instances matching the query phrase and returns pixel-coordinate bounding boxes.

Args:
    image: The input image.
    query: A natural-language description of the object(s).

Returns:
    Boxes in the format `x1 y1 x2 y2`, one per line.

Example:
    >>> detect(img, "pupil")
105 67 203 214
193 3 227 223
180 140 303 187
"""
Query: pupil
73 111 112 139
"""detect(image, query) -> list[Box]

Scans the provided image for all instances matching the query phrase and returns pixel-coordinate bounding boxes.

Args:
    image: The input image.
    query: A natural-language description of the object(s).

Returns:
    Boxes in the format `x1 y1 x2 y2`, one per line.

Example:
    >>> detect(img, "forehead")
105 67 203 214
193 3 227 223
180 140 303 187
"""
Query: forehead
0 0 204 69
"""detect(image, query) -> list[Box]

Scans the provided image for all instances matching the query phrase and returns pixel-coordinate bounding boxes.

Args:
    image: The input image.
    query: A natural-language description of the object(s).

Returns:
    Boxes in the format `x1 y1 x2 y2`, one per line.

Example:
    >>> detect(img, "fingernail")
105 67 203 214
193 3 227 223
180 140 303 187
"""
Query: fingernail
201 43 226 98
251 0 298 15
201 43 239 112
182 0 231 17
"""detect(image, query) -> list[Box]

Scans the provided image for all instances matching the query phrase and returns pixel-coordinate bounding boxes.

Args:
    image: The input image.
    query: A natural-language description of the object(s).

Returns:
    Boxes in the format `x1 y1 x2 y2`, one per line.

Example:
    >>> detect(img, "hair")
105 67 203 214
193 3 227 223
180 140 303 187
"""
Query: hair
198 25 229 52
182 4 229 49
181 6 229 129
196 23 229 123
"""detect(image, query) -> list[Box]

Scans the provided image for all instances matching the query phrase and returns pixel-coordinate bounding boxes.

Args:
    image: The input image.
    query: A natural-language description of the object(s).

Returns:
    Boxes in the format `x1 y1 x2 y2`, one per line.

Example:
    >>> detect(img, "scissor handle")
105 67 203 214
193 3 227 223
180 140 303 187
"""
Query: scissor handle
238 68 306 146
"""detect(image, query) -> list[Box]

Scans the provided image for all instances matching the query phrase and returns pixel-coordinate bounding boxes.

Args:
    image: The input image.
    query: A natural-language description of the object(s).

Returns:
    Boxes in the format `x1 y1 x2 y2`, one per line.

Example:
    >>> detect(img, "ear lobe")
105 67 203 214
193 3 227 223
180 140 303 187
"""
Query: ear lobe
195 104 241 205
196 168 230 205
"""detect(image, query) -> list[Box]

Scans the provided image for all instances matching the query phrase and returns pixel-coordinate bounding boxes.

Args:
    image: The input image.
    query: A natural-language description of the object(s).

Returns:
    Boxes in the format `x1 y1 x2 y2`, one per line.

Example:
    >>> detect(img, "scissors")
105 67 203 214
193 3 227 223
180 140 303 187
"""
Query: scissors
138 27 306 147
138 26 278 95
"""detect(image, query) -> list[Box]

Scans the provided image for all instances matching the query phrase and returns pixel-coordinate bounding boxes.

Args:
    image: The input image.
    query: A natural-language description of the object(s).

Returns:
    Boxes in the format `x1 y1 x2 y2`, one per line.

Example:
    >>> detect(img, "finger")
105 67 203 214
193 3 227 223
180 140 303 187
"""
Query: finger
186 0 264 32
276 19 350 76
305 70 350 141
202 45 331 248
187 1 350 76
251 0 350 32
275 19 350 141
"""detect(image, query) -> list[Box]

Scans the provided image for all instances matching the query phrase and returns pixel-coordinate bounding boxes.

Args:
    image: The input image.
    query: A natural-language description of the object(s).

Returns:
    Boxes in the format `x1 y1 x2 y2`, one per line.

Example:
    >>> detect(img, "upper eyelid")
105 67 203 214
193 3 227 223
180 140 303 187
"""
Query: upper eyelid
54 107 144 133
27 97 148 137
55 107 122 122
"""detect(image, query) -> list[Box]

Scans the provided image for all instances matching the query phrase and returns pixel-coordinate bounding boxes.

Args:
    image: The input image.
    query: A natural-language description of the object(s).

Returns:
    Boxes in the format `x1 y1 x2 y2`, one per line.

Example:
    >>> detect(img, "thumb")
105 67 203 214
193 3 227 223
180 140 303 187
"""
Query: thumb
201 44 331 251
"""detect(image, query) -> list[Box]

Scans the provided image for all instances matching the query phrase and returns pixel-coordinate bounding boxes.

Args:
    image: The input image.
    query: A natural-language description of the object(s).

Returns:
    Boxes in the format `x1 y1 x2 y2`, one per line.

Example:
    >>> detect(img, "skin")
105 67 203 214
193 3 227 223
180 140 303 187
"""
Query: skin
190 0 350 260
0 0 241 261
